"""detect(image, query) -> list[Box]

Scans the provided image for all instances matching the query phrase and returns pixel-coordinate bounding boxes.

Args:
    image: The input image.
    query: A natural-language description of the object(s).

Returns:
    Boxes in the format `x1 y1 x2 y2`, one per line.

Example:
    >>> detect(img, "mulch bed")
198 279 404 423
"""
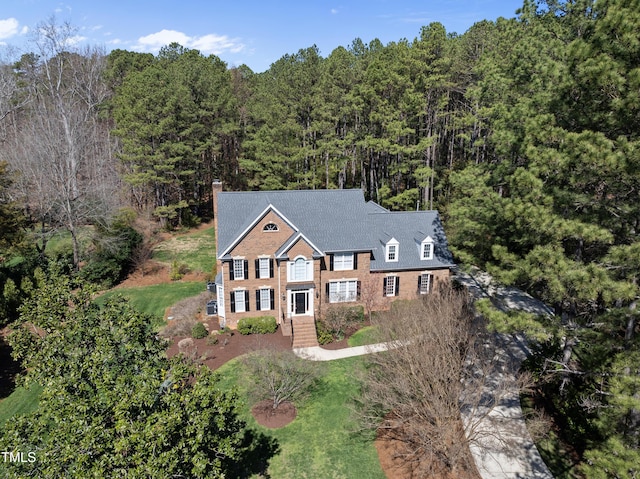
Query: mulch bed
251 399 297 428
165 320 293 371
375 430 481 479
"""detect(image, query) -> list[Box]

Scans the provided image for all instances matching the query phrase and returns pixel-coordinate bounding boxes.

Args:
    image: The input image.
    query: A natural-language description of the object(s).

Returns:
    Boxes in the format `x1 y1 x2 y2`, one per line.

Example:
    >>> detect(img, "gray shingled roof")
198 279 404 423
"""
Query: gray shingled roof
367 211 455 271
216 189 454 271
216 189 372 257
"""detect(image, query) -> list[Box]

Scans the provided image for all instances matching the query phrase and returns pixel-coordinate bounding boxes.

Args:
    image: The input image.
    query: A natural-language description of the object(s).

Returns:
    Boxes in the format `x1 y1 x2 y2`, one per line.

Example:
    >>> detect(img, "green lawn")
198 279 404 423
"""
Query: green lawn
152 226 216 275
97 282 206 329
44 226 95 257
348 325 381 347
0 384 42 428
217 357 385 479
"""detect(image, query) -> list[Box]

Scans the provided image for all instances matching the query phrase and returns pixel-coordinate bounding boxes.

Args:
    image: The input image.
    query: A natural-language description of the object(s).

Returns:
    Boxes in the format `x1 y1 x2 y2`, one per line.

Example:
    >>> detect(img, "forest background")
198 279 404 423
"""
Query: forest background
0 0 638 476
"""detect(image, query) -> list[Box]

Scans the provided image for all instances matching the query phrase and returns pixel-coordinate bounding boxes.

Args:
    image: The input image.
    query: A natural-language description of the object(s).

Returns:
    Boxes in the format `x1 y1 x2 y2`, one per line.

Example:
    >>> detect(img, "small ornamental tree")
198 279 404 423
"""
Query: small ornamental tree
0 268 274 478
242 349 321 410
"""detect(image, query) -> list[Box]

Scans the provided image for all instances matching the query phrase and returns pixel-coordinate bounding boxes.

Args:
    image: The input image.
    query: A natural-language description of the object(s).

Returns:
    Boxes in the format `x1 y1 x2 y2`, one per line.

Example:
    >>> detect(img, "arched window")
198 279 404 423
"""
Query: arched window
263 223 279 232
288 256 312 282
294 257 306 279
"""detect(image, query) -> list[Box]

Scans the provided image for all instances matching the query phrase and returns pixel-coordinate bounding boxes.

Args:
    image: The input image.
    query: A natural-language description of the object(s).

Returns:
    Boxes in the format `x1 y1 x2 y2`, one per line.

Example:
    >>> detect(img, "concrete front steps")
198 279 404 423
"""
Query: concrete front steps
291 316 319 348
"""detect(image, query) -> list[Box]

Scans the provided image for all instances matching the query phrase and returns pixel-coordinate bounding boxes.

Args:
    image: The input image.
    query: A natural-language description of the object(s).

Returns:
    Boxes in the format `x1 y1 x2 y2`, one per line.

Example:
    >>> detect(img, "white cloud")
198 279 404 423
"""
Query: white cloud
0 18 20 40
67 35 87 46
134 29 245 56
331 8 339 14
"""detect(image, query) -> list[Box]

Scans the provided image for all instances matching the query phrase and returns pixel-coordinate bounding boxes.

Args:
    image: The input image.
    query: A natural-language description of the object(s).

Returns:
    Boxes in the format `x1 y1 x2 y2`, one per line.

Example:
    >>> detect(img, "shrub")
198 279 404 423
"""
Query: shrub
237 316 277 335
80 225 143 288
242 349 322 409
322 305 365 339
168 291 213 322
316 321 334 345
168 259 190 281
191 322 208 339
206 335 219 346
160 319 197 338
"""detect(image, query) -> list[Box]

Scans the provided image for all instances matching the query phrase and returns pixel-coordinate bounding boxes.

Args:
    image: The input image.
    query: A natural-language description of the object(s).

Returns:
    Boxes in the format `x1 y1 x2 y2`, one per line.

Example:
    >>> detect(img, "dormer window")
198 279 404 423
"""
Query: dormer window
421 236 434 260
386 238 399 262
263 223 279 232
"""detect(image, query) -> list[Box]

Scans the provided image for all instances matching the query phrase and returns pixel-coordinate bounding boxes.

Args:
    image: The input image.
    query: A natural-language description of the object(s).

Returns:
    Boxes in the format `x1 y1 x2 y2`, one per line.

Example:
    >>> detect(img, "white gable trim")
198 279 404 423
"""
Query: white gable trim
218 204 298 259
385 237 399 262
420 235 434 260
275 231 324 259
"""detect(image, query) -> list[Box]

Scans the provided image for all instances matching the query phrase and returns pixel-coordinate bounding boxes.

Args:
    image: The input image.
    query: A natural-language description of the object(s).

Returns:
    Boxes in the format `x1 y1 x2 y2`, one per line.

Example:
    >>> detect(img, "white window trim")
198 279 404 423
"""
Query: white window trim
385 275 396 297
287 289 314 317
333 252 354 271
234 290 246 313
288 256 313 282
421 236 434 260
258 257 270 279
386 239 399 263
259 288 271 311
329 279 358 303
419 273 432 294
233 258 245 280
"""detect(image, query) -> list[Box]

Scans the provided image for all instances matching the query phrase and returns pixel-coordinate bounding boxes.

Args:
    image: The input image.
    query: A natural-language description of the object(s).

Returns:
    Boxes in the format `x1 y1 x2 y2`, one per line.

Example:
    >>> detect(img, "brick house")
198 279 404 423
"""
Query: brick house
212 181 454 346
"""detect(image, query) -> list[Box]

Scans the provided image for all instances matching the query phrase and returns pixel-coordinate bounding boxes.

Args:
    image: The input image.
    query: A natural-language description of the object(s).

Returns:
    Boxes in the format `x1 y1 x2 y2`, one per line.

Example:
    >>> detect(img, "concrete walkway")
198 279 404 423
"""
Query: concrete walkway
293 341 397 361
293 267 555 479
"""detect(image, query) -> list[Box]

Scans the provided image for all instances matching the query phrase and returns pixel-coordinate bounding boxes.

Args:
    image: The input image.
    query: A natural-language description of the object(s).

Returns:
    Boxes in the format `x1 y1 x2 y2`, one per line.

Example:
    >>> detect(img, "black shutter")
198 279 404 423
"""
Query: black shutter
229 263 234 281
230 292 236 313
417 275 422 293
269 259 274 278
255 259 260 279
245 293 250 312
243 260 249 280
383 277 387 295
357 281 361 300
428 274 434 293
256 290 261 310
326 282 330 301
329 254 334 271
353 253 358 270
395 276 400 296
270 289 275 310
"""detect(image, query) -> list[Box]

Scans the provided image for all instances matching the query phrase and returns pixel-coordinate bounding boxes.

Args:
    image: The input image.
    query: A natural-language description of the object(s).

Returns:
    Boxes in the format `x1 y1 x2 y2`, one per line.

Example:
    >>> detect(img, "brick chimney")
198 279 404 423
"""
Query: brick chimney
212 180 222 240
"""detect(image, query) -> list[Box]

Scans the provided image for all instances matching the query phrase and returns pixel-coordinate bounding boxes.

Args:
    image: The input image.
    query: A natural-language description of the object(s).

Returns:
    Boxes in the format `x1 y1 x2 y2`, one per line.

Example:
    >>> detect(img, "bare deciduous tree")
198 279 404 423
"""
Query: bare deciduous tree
359 274 381 322
355 286 522 477
3 18 120 266
242 348 322 410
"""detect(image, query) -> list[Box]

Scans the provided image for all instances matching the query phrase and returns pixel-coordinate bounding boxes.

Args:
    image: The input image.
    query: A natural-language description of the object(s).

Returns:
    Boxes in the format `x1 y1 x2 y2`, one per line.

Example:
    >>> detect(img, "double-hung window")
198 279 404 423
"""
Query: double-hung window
419 273 432 294
328 280 358 303
258 258 270 278
386 239 399 262
233 259 245 280
233 290 246 313
421 237 434 261
333 253 354 271
258 288 273 311
384 276 398 297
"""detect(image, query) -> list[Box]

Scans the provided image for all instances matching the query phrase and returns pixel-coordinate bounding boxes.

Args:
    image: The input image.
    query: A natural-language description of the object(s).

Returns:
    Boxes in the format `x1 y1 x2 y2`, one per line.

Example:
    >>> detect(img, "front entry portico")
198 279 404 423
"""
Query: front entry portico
286 285 314 318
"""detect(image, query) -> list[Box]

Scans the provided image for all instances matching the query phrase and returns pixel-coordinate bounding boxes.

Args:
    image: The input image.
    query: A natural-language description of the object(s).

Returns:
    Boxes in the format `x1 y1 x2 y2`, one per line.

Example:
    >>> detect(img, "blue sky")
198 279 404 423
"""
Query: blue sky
2 0 524 72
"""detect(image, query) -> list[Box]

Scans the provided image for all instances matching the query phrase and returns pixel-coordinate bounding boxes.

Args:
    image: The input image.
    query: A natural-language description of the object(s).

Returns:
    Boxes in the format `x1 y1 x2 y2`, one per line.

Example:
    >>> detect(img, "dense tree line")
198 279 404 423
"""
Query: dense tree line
0 0 638 475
